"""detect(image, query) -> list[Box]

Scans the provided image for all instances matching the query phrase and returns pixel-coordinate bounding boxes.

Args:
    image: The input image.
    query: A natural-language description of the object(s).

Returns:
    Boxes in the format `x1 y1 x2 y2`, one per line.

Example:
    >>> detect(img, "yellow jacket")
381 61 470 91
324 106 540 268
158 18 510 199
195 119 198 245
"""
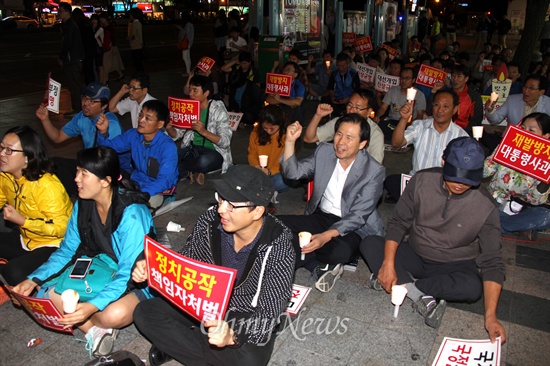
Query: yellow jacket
0 172 72 251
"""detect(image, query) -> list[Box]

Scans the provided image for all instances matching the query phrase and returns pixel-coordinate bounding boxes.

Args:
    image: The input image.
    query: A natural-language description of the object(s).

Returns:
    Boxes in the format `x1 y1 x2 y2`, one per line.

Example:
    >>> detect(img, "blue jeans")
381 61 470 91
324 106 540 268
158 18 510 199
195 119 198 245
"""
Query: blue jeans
178 145 223 180
499 206 550 233
271 173 290 193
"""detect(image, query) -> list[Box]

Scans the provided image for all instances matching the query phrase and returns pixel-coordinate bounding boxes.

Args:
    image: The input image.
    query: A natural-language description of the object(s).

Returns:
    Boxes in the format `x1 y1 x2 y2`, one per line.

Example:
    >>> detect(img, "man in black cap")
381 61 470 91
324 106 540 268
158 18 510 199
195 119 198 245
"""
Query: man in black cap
132 165 295 366
361 137 507 343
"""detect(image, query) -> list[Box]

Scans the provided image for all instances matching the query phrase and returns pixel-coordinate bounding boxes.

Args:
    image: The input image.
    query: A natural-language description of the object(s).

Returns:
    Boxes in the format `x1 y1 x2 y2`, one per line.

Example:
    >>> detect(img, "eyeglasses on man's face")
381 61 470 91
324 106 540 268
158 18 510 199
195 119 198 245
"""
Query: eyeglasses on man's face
127 84 144 92
347 103 369 112
81 96 102 104
215 192 256 212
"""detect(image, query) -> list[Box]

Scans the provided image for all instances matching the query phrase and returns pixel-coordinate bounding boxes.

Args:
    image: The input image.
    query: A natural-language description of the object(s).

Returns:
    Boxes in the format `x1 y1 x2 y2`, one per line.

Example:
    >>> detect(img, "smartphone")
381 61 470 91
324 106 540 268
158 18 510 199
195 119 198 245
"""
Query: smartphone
69 258 92 279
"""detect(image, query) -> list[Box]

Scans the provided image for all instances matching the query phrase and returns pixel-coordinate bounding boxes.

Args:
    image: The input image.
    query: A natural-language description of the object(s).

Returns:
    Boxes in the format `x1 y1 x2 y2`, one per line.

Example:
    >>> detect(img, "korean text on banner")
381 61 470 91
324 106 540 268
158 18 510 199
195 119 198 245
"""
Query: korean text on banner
227 112 243 132
265 73 292 97
47 77 61 114
493 125 550 183
145 236 237 322
196 57 216 73
356 63 376 83
416 64 448 88
168 97 201 129
375 73 400 93
285 284 311 316
10 290 73 334
354 35 373 53
342 32 357 47
432 337 501 366
381 44 399 60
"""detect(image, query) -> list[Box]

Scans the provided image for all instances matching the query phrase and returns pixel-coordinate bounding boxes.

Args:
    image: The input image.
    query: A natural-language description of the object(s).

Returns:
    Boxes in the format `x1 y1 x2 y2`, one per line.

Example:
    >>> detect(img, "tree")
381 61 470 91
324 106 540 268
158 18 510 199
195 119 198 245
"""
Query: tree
513 0 550 77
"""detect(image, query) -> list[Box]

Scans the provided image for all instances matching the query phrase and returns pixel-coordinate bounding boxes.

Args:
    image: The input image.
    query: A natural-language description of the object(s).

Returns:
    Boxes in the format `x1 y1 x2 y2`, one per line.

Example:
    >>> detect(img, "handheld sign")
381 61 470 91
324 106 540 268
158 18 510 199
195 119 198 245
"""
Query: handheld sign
46 77 61 114
265 73 292 97
342 32 357 47
416 64 448 88
196 57 216 73
285 284 311 316
354 35 373 53
375 73 400 93
491 63 512 102
227 112 243 131
10 290 73 334
168 97 200 129
493 125 550 183
381 44 399 60
356 63 376 84
432 337 501 366
145 236 237 322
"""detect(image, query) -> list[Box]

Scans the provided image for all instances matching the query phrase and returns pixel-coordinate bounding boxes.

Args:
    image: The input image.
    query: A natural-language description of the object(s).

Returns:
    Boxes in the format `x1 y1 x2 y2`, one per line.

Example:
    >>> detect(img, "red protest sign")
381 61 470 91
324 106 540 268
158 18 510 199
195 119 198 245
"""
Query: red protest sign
145 236 237 322
265 73 292 97
10 291 73 334
196 57 216 73
416 64 448 88
354 36 373 53
342 32 357 47
381 44 399 60
493 125 550 183
168 97 200 129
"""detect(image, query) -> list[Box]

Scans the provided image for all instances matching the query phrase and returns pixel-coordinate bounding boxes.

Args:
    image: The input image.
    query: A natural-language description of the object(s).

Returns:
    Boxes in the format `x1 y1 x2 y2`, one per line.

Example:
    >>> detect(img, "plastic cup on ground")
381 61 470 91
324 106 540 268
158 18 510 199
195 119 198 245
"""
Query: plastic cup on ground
391 285 408 318
298 231 311 261
259 155 268 168
166 221 182 232
406 87 417 101
490 92 499 103
61 289 79 314
472 126 484 141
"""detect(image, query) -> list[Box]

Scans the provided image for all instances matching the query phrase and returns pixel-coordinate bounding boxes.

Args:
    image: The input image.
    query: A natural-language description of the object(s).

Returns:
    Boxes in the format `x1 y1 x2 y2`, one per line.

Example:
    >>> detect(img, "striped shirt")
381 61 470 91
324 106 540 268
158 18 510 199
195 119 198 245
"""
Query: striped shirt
404 118 468 174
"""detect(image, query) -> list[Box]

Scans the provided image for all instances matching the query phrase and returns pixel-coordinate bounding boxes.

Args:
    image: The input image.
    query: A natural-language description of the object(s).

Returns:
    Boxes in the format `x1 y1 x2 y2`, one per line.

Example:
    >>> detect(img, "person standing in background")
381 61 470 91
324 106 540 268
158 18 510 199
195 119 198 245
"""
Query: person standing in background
177 12 194 77
128 8 144 72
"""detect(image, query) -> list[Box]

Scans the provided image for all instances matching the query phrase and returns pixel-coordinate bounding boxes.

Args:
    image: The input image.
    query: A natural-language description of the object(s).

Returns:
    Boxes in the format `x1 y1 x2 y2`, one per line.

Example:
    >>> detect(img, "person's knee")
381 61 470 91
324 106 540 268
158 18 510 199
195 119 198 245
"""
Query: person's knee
461 275 483 302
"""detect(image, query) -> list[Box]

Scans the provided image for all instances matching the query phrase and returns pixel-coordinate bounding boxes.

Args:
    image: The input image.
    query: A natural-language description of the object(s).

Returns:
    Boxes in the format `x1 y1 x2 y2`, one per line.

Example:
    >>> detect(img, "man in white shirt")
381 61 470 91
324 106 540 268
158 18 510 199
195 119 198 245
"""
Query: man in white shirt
109 72 156 129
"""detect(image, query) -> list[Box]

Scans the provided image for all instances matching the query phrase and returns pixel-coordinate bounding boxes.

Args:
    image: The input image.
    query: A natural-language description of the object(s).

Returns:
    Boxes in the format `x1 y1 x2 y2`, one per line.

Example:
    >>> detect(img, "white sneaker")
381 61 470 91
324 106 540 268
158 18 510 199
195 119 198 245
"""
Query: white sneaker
85 326 119 357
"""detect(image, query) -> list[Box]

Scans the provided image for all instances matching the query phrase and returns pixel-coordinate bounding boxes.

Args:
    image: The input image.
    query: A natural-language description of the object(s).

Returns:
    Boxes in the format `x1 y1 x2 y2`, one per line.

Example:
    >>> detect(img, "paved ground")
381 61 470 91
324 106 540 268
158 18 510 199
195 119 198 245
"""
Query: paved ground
1 33 549 366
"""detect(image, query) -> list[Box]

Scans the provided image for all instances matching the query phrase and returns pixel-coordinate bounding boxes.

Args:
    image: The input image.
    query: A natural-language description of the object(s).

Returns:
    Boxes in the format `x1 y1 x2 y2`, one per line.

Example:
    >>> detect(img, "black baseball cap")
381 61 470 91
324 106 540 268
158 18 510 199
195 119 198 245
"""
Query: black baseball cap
212 165 274 207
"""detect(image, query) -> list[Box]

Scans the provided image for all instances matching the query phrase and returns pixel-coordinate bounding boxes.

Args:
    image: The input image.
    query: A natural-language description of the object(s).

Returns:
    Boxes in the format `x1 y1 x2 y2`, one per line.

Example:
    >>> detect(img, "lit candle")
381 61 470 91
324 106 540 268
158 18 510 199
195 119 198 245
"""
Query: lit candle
490 92 499 103
406 88 417 101
325 60 331 68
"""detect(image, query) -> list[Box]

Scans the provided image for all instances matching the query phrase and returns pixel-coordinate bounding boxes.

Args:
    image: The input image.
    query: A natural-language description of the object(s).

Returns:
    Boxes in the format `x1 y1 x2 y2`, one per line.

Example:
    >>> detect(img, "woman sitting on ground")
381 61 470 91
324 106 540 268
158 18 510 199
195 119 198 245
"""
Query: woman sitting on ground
0 125 72 286
13 147 155 357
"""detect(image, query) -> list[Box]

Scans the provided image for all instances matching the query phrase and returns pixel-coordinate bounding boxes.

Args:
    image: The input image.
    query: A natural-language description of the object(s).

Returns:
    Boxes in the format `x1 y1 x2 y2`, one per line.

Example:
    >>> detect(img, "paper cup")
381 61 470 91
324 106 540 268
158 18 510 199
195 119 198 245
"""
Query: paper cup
406 88 417 101
325 60 331 68
490 92 499 103
166 221 182 232
391 285 408 306
61 289 79 314
472 126 484 140
298 231 311 261
259 155 268 168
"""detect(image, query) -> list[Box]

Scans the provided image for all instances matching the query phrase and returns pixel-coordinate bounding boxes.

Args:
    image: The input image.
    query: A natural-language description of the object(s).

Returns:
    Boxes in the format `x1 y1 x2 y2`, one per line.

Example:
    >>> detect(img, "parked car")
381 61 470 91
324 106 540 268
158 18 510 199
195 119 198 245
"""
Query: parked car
1 16 39 30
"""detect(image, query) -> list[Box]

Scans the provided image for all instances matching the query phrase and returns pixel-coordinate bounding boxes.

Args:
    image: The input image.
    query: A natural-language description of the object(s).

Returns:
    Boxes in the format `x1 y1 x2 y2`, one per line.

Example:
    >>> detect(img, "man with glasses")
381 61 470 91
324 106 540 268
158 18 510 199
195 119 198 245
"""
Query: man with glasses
374 67 426 141
132 165 294 366
108 72 156 129
303 88 384 163
35 82 126 197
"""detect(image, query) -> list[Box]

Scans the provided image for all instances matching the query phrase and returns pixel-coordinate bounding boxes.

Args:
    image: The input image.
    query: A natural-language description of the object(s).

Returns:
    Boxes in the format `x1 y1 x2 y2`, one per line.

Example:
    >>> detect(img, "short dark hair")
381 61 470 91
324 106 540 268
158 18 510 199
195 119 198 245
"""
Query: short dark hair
257 105 287 147
142 100 169 124
507 61 521 70
238 52 252 62
230 26 240 33
131 72 150 90
283 61 300 75
525 74 549 91
452 64 470 78
457 51 470 62
522 112 550 135
401 67 416 79
434 89 459 107
352 88 379 113
59 2 72 13
190 74 214 98
288 49 302 60
336 52 351 63
334 113 370 143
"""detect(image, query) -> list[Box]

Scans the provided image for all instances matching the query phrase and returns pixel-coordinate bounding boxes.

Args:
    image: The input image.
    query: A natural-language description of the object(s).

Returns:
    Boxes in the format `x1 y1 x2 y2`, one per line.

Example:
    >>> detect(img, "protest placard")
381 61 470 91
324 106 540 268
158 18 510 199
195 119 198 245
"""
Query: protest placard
196 57 216 73
432 337 501 366
10 291 73 334
381 44 399 60
375 73 400 93
227 112 243 131
342 32 357 47
145 236 237 322
46 77 61 114
168 97 200 129
400 174 412 195
265 73 293 97
354 35 373 53
356 63 376 83
416 64 448 88
493 125 550 183
285 284 311 316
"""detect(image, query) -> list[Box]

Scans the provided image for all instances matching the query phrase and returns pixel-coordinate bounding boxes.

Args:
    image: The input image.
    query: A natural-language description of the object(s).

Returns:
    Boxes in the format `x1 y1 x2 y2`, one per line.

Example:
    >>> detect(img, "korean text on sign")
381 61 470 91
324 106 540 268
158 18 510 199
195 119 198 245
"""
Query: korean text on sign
227 112 243 132
168 97 200 129
285 284 311 316
431 337 501 366
10 290 73 334
356 63 376 84
375 73 400 93
196 57 216 73
265 73 292 97
493 125 550 183
381 44 399 60
416 64 448 88
145 235 237 322
354 35 373 53
47 77 61 114
342 32 357 47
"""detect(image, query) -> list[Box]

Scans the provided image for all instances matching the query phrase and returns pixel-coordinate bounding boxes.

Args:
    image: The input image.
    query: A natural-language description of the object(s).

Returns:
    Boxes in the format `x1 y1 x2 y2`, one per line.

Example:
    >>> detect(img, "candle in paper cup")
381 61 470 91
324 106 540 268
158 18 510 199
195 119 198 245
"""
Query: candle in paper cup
490 92 499 103
298 231 311 261
259 155 268 168
391 285 408 318
166 221 182 232
406 88 417 101
325 60 331 68
472 126 484 140
61 289 79 314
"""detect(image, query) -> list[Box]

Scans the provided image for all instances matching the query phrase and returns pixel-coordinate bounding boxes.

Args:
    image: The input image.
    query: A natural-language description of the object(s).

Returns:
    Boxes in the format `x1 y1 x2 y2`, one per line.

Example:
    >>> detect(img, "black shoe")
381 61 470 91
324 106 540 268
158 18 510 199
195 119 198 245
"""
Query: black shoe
149 346 173 366
384 194 397 204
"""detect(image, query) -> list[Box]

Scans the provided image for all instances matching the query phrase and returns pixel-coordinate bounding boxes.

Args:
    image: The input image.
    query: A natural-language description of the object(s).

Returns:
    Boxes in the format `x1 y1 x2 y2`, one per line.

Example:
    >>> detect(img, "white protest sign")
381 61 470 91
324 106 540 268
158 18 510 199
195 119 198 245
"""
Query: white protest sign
432 337 501 366
47 77 61 114
375 73 400 93
228 112 243 131
356 63 376 84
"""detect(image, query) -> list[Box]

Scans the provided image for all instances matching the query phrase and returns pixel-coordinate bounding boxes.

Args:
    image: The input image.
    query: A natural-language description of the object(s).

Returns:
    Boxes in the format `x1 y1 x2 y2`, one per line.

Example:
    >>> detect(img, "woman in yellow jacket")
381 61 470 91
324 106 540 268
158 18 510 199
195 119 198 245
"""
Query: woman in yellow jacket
0 126 72 285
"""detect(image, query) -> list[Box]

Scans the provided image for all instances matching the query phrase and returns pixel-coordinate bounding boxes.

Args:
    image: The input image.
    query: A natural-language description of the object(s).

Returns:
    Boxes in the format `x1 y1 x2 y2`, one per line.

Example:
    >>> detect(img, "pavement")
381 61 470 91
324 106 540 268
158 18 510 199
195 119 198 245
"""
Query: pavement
1 33 550 366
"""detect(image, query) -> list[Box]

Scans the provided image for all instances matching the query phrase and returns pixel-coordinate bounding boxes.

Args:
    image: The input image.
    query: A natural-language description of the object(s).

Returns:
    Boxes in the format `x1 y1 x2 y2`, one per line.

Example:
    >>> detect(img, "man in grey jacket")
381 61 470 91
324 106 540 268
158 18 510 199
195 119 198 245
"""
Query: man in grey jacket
278 114 385 293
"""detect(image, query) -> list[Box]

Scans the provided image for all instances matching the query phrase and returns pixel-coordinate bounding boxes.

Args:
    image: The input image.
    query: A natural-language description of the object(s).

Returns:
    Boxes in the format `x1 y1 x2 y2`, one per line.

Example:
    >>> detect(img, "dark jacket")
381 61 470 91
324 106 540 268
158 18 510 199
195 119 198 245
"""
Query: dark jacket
59 18 84 65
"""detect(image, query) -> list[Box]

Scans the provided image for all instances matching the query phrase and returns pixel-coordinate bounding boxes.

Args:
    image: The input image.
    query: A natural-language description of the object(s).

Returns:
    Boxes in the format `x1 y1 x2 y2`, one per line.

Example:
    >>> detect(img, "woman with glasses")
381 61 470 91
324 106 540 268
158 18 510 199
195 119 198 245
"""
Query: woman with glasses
484 112 550 240
0 126 72 286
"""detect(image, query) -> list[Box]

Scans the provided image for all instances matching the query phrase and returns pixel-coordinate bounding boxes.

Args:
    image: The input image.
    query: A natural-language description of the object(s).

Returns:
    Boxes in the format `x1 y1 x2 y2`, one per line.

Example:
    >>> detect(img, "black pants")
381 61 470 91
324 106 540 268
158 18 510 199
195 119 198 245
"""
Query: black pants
278 211 361 268
131 49 144 72
360 235 483 302
383 173 403 202
0 229 56 286
133 297 276 366
378 119 399 142
63 61 84 113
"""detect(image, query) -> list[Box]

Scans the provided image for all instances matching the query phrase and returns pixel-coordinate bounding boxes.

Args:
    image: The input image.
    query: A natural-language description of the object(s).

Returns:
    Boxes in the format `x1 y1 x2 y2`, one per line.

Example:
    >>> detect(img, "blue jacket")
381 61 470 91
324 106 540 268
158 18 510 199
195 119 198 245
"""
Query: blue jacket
98 129 179 196
331 68 359 99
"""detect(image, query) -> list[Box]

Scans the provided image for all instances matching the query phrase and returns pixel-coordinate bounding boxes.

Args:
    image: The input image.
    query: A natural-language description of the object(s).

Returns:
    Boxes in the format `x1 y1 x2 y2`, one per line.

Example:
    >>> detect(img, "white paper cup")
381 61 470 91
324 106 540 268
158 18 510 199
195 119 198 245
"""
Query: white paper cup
391 285 408 306
472 126 484 140
259 155 268 168
406 88 417 101
166 221 182 232
490 92 499 103
298 231 311 261
325 60 331 68
61 289 79 314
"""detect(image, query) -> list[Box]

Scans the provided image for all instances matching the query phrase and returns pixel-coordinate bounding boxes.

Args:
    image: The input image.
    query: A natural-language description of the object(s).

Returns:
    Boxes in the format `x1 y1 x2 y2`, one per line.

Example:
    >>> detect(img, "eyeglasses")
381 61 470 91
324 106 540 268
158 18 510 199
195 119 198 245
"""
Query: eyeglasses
347 103 369 112
127 85 144 92
0 144 24 155
215 192 256 212
81 96 102 104
523 85 540 91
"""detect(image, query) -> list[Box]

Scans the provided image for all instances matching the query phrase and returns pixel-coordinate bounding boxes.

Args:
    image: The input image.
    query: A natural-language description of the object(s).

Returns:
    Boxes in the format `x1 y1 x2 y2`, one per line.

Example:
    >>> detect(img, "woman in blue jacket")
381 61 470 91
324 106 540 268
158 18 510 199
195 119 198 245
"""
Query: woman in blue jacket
13 147 155 358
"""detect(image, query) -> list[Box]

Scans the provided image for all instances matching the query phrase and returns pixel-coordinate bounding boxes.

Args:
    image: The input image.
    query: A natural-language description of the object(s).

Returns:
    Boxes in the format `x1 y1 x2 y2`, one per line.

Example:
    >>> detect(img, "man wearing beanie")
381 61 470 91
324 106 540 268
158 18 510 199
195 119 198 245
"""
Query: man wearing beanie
132 165 295 366
361 137 507 343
